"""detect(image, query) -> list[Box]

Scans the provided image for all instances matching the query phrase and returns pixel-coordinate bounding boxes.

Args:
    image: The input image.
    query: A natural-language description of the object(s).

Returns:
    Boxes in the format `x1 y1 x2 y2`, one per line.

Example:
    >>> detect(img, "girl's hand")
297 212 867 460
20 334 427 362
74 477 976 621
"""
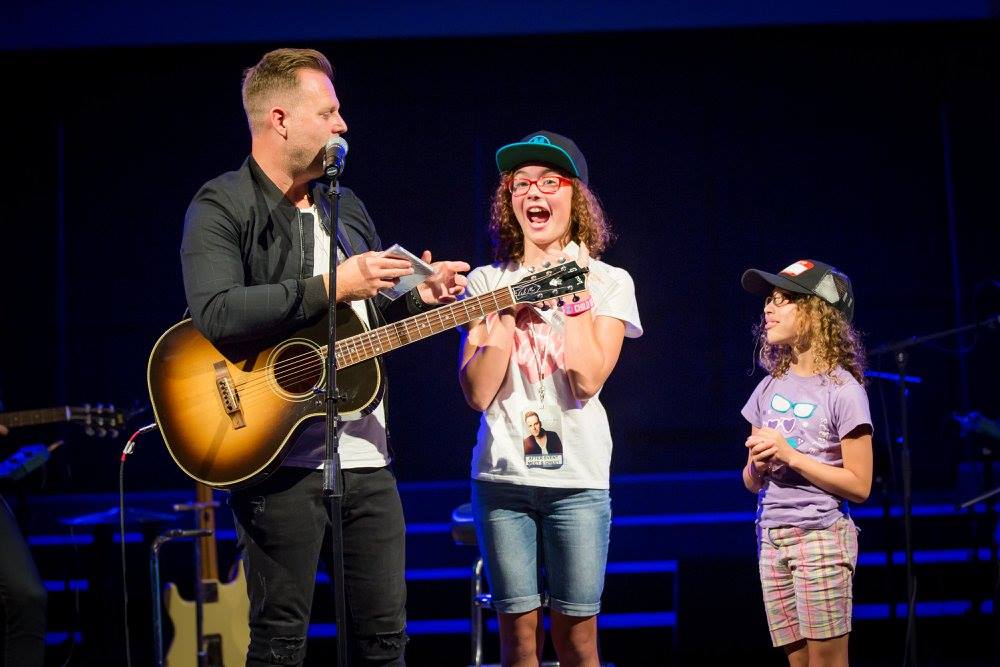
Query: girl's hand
537 243 591 312
540 241 590 269
747 427 798 465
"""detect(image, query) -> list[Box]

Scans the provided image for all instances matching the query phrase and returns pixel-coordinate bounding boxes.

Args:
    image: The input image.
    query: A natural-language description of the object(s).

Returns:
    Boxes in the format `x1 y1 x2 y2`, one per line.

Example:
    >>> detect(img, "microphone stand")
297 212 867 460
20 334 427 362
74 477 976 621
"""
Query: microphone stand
869 314 1000 667
323 173 350 667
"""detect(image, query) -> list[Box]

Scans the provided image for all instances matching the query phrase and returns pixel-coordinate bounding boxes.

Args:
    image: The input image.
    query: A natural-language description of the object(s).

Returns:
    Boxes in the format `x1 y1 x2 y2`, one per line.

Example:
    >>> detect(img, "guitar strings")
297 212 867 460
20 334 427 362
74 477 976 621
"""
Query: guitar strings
232 301 485 401
229 280 581 405
230 303 467 394
230 280 576 403
227 290 513 403
230 267 575 399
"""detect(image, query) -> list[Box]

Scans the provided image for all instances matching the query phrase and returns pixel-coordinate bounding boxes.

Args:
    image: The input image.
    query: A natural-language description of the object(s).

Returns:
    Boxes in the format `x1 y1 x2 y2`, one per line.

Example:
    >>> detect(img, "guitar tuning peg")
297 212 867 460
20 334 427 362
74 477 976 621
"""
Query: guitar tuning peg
84 426 95 437
108 429 120 439
542 261 551 268
573 294 580 302
559 257 567 263
96 428 107 438
540 303 550 311
556 297 565 308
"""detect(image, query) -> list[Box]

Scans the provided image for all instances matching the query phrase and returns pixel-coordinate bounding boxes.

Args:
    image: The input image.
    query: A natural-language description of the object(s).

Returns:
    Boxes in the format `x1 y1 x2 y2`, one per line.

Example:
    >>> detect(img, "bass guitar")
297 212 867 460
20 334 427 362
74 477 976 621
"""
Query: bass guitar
164 482 249 666
147 260 588 489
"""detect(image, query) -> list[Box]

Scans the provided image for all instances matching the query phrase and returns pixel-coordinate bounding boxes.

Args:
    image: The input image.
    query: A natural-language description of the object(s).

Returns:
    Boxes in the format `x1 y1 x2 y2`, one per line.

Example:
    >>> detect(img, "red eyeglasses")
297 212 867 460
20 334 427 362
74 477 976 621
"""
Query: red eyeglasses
508 175 573 197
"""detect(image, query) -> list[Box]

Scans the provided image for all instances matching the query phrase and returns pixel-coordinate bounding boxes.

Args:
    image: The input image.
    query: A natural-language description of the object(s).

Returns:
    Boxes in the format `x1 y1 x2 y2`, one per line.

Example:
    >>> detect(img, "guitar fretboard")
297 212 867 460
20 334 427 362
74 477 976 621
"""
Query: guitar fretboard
328 287 516 368
0 407 70 429
196 483 220 581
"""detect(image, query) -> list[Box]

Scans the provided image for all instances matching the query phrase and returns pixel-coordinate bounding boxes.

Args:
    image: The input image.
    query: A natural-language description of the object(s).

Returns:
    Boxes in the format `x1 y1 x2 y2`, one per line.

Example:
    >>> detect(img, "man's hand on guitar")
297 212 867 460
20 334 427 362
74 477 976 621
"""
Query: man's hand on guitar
416 250 470 305
0 424 7 436
331 252 415 301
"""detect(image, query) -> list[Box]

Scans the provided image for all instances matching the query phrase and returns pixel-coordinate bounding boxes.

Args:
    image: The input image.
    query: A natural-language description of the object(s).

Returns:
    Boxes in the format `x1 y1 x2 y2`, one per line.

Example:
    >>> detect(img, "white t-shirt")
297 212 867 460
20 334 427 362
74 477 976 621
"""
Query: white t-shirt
282 206 390 470
465 242 642 489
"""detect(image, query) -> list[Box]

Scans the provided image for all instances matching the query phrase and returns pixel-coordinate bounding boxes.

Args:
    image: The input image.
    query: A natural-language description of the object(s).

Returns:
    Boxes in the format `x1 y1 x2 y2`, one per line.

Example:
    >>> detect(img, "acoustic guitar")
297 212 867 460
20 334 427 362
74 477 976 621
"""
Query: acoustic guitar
164 482 249 666
147 261 588 489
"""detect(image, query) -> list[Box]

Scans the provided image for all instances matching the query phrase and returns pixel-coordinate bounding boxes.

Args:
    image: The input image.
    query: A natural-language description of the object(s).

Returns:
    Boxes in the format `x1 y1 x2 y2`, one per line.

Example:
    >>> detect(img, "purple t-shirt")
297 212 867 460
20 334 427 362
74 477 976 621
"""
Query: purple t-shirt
741 367 872 529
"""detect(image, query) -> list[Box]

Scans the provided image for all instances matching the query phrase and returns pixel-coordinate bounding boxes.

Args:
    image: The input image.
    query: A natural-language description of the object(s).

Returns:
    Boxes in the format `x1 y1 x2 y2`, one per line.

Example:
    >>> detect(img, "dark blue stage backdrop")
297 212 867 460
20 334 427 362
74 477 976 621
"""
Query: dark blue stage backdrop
0 21 998 493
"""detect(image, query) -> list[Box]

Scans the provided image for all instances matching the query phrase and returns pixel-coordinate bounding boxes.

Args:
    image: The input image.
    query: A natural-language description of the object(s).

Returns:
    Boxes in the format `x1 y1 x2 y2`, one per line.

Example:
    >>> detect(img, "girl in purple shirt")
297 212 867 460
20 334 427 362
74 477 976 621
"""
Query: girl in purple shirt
740 259 873 667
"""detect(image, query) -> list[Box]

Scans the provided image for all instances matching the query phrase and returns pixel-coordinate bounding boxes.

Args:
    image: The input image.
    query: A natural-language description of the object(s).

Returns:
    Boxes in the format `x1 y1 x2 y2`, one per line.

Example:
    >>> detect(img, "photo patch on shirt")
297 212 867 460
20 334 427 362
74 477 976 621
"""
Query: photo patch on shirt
521 405 564 469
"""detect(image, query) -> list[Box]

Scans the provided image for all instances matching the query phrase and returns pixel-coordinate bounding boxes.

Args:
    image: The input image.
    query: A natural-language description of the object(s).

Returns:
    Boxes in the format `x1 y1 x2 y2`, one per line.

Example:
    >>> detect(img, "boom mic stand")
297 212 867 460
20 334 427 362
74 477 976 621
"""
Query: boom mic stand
323 152 349 667
869 314 1000 667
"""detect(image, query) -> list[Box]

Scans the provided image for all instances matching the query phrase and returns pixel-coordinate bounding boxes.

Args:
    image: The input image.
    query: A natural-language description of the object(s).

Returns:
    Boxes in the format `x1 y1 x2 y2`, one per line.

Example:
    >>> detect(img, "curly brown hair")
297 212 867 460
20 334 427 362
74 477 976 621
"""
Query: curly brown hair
488 174 613 263
755 295 867 384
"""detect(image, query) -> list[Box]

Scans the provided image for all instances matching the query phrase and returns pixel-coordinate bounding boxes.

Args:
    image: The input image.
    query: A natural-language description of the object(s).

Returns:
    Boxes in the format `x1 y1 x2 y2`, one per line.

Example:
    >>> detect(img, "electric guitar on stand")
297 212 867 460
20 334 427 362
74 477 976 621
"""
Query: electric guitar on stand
147 260 588 489
164 482 249 667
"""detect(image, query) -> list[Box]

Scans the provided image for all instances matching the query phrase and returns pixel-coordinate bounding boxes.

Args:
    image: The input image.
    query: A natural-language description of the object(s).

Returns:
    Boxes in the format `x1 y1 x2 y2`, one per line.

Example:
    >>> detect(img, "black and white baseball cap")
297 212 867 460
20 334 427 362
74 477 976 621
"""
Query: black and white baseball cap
742 259 855 321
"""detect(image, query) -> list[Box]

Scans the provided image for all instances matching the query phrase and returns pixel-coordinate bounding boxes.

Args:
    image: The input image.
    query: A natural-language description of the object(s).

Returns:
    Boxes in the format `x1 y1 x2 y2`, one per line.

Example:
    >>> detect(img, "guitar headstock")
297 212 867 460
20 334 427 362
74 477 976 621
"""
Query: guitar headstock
68 404 126 438
511 260 589 305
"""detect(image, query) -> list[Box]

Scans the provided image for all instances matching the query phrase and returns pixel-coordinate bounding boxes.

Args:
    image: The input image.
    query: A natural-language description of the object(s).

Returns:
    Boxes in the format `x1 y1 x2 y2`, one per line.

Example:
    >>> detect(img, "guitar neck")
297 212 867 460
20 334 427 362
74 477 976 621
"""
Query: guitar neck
330 286 516 367
195 483 220 581
0 407 70 429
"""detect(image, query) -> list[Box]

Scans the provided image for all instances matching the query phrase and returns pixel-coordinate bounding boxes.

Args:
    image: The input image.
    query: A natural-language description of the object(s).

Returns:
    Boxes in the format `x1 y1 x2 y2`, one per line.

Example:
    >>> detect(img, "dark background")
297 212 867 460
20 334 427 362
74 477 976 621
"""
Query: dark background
2 20 998 491
1 12 999 667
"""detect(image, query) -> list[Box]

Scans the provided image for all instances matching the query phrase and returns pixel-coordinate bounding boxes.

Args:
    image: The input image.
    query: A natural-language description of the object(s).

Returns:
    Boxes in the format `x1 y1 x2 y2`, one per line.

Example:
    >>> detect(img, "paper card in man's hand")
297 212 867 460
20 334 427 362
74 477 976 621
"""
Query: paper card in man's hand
379 243 435 300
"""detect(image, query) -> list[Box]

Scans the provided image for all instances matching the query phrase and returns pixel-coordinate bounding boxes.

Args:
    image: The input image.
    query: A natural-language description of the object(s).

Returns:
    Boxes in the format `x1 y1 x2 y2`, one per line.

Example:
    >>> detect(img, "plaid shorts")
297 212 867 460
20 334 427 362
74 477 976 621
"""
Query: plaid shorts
758 516 859 647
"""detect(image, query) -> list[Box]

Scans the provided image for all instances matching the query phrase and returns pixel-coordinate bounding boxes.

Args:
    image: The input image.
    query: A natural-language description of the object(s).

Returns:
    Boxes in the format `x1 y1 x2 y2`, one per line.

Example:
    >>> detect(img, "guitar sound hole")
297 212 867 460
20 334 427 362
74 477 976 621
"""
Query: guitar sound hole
272 344 324 396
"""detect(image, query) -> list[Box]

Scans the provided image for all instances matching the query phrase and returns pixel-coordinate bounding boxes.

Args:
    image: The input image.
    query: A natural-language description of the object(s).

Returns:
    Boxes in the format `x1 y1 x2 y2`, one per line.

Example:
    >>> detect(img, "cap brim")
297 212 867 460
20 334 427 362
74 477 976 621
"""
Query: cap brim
741 269 814 298
495 142 580 178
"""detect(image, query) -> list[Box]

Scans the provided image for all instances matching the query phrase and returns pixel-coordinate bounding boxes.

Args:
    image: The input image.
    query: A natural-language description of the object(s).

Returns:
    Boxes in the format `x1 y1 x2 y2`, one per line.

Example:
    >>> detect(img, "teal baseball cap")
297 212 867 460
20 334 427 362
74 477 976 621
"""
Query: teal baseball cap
495 131 589 185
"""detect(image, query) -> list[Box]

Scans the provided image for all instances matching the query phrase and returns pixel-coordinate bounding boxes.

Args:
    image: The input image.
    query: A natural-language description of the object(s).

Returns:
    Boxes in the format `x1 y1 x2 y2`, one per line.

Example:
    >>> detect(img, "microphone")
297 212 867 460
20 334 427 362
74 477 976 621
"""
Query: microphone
323 136 349 180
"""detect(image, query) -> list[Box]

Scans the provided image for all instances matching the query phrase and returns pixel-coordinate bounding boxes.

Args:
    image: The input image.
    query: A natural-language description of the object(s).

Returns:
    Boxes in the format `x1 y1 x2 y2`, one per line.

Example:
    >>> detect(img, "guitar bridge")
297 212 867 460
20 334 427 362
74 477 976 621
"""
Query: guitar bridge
213 362 246 429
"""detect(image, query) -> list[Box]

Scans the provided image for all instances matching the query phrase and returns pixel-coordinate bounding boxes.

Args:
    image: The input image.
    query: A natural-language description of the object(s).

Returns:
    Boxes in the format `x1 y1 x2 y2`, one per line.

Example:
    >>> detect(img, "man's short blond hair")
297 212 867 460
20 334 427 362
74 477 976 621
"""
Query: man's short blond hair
241 48 334 133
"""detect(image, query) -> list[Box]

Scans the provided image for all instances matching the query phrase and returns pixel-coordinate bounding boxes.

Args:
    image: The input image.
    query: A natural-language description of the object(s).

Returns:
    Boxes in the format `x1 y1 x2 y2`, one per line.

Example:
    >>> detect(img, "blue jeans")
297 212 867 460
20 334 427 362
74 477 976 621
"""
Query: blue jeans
471 480 611 617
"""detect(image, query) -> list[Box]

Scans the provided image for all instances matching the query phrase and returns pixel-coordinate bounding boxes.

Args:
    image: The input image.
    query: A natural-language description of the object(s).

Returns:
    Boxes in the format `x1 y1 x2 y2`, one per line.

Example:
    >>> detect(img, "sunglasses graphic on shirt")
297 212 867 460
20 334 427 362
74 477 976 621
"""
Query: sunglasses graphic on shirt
770 394 817 419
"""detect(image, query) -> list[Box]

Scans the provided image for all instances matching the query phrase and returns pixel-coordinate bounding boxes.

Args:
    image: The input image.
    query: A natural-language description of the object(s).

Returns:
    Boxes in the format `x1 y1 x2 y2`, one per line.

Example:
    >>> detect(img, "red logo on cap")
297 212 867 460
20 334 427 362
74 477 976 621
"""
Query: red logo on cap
780 260 814 277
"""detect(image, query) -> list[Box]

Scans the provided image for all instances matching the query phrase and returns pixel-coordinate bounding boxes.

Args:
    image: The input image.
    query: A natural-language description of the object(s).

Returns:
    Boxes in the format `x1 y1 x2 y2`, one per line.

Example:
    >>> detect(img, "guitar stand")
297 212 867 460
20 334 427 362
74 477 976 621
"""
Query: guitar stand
150 528 213 667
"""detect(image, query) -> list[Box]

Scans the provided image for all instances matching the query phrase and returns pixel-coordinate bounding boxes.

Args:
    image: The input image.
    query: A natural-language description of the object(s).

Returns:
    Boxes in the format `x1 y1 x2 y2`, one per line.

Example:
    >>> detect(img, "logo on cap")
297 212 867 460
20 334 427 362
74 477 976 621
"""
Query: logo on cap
527 135 552 145
780 260 814 277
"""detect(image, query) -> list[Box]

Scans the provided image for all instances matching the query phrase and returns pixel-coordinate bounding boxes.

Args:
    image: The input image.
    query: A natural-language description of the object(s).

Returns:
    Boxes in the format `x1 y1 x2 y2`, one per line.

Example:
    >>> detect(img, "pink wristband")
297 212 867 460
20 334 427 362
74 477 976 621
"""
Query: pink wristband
562 296 593 316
